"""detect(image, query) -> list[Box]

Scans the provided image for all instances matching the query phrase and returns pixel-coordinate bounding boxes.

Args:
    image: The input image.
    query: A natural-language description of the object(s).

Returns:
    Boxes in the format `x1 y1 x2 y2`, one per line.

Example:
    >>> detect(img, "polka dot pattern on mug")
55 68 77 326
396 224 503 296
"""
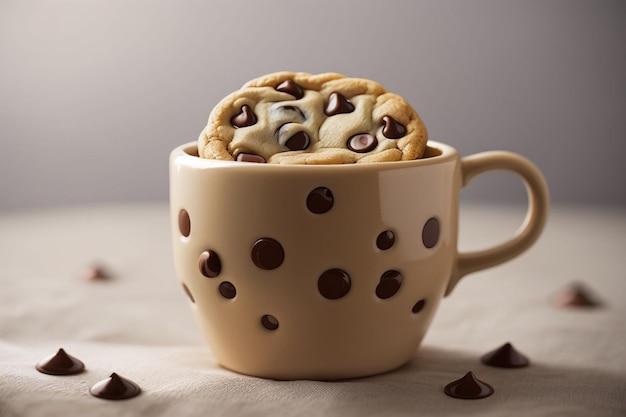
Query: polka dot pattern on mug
198 250 222 278
251 238 284 270
261 314 279 330
218 281 236 299
179 183 443 338
318 268 351 300
375 270 402 299
306 187 334 214
422 217 440 248
179 209 191 237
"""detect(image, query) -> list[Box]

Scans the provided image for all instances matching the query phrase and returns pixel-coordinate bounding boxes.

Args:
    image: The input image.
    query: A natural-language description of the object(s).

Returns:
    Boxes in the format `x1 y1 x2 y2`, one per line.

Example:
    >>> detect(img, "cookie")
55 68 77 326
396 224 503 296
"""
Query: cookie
197 71 428 164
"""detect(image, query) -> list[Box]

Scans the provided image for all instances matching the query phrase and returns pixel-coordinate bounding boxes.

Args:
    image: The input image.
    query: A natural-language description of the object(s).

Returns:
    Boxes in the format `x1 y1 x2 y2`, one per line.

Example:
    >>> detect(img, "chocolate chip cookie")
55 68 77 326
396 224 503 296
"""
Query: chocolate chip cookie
198 71 428 164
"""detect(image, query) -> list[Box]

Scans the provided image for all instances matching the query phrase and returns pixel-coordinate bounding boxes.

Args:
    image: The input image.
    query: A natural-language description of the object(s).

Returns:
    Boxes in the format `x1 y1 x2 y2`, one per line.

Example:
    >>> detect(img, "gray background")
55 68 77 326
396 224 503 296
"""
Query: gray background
1 0 625 211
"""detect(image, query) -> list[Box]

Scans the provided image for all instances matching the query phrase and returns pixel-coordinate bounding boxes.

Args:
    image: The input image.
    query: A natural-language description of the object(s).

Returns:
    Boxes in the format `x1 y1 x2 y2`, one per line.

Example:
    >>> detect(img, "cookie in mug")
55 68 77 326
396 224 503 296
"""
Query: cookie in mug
198 71 428 164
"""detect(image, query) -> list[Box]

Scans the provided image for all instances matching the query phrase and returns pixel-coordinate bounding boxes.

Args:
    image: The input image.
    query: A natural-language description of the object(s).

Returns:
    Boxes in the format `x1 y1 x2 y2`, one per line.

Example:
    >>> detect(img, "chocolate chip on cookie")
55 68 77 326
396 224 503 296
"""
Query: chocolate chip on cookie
276 79 304 99
381 115 406 139
231 105 257 128
325 92 355 116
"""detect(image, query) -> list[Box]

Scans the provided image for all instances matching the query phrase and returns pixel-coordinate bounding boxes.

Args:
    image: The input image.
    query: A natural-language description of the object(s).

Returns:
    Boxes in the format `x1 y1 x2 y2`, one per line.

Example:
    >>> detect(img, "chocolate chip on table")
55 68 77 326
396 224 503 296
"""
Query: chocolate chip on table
375 270 402 299
36 348 85 375
552 282 601 308
251 238 284 270
481 342 530 368
347 133 378 153
381 115 406 139
178 209 191 237
198 250 222 278
325 92 355 116
231 104 257 128
90 373 141 400
306 187 334 214
318 268 351 300
285 131 311 151
444 372 494 399
275 79 304 99
81 264 110 281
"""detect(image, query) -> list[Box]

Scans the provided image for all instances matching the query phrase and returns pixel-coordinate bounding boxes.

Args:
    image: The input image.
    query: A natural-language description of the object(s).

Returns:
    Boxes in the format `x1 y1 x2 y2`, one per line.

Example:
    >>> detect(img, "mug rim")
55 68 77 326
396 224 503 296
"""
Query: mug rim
171 140 459 171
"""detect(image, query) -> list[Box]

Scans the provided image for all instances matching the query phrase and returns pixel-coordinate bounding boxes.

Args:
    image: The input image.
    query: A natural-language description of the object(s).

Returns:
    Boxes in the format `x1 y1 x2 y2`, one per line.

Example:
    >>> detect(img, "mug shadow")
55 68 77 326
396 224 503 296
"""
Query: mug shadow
187 345 626 417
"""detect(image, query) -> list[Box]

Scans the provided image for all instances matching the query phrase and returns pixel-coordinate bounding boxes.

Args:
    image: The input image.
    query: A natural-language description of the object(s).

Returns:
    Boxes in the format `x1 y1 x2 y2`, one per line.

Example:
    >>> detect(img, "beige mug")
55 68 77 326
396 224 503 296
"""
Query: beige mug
169 140 548 380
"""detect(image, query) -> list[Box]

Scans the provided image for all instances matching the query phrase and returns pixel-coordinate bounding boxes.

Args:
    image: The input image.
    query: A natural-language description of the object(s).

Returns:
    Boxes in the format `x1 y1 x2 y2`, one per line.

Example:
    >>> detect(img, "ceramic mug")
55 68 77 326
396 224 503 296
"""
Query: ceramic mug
169 140 548 380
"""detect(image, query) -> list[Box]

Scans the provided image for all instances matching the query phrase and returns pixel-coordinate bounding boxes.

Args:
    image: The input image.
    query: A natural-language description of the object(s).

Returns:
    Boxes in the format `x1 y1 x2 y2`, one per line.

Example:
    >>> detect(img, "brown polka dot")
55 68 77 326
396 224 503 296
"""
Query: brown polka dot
347 133 378 153
381 115 406 139
422 217 440 249
306 187 334 214
182 282 195 303
376 230 395 250
231 104 257 128
261 314 279 330
285 131 310 151
251 238 284 270
318 268 351 300
375 270 402 299
198 250 222 278
218 281 236 299
178 209 191 237
412 299 426 314
276 80 304 99
324 92 355 116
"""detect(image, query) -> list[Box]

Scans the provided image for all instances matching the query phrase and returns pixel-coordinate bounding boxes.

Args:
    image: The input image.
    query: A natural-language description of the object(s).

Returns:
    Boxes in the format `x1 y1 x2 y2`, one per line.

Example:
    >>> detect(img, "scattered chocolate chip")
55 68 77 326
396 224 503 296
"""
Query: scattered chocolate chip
236 153 267 163
36 348 85 375
422 217 440 248
179 209 191 237
306 187 334 214
412 299 426 314
481 342 530 368
261 314 279 330
347 133 378 153
318 268 351 300
81 265 110 281
325 92 355 116
181 282 195 303
382 115 406 139
376 230 396 250
375 270 402 299
90 373 141 400
251 238 284 270
198 250 222 278
444 372 494 399
553 282 601 308
231 105 257 128
218 281 237 299
276 80 304 99
285 131 311 151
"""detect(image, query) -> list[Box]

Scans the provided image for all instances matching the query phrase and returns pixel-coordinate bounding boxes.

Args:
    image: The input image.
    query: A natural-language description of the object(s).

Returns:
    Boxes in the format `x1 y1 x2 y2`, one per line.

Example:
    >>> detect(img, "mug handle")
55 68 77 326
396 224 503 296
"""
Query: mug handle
445 151 549 295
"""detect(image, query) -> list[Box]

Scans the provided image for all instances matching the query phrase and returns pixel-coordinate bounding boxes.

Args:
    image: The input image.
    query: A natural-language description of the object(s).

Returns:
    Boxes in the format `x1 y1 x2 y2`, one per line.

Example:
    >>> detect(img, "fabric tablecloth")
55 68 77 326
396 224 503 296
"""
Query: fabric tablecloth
1 203 624 416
